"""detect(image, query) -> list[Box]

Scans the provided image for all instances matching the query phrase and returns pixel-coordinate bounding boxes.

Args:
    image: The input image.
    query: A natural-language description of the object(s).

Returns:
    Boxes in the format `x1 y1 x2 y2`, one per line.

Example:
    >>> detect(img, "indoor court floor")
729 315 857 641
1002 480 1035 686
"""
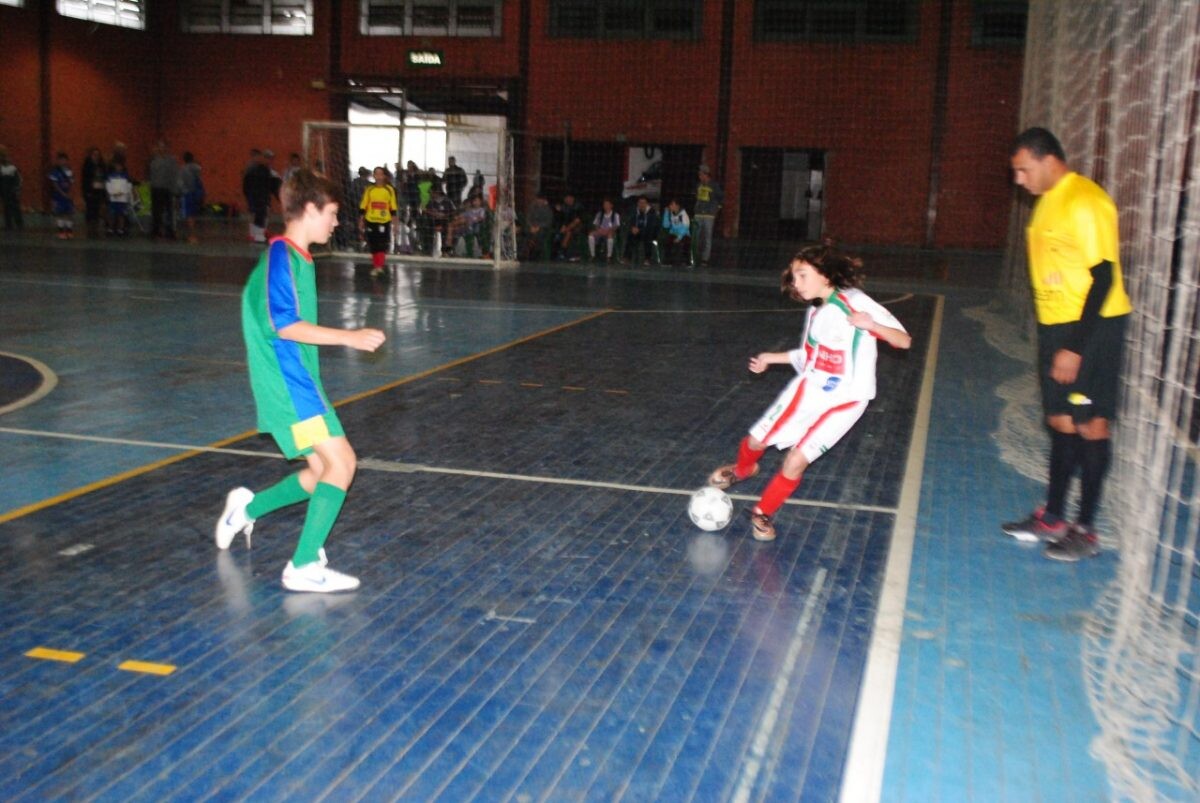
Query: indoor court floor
0 236 1116 801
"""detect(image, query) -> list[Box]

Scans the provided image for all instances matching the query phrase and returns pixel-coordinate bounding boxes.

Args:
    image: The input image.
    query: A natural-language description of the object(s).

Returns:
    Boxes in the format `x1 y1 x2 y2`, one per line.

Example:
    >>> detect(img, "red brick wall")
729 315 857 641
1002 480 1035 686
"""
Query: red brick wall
0 6 154 210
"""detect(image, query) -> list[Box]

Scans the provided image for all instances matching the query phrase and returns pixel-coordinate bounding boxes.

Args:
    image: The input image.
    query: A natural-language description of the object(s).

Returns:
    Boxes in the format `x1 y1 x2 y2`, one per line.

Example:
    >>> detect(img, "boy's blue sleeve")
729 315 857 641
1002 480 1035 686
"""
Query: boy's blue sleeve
266 241 303 332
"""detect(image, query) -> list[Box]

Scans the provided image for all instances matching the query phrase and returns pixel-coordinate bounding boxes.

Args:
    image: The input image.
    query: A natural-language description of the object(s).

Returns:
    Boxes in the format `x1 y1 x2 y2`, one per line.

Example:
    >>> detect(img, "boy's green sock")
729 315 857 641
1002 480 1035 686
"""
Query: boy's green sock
246 473 310 519
291 482 346 568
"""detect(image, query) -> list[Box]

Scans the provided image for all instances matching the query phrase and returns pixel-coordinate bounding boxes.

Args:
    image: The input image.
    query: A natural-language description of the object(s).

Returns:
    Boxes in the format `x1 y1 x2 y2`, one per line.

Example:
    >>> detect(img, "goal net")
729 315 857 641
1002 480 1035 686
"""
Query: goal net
1008 2 1200 798
302 118 518 267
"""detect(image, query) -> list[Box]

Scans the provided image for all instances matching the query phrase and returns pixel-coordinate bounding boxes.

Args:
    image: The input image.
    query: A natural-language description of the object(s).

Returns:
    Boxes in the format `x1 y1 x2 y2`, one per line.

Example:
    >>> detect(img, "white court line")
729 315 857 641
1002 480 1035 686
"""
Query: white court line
0 427 899 515
839 294 944 803
0 353 59 416
733 566 829 803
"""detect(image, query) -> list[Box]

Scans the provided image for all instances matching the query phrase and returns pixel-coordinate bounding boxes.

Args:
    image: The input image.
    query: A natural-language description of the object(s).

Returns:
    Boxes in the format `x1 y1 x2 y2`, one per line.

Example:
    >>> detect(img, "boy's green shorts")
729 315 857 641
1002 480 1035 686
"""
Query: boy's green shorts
270 411 345 459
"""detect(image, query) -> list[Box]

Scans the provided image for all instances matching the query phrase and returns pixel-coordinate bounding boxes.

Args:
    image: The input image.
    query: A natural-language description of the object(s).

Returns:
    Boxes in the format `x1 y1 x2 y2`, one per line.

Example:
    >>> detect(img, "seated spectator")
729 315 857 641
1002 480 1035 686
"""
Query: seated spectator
625 195 660 266
587 198 620 262
523 194 554 260
662 198 692 266
554 192 585 261
418 187 456 255
448 194 492 257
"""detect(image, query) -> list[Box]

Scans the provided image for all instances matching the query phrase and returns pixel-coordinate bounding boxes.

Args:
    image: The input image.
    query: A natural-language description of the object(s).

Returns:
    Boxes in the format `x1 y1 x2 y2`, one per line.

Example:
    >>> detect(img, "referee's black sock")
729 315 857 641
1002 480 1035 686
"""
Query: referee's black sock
1077 437 1111 527
1046 430 1081 522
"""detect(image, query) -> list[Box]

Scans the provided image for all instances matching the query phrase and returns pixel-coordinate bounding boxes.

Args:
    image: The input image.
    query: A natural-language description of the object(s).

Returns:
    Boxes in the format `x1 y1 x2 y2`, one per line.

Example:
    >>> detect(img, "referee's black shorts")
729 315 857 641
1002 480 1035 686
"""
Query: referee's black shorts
1037 314 1128 423
365 221 391 253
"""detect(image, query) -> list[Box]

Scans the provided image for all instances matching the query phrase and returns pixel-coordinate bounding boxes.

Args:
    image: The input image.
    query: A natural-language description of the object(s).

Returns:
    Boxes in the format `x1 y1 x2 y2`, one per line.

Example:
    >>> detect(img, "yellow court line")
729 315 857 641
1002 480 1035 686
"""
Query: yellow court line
603 389 630 395
118 660 177 676
25 647 85 664
519 382 544 388
562 386 587 392
0 309 612 525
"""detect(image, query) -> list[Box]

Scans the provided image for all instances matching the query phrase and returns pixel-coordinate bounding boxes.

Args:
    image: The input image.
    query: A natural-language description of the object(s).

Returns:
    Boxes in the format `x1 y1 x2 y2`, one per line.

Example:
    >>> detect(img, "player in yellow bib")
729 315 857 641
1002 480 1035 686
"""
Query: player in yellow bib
1003 127 1132 561
359 166 398 277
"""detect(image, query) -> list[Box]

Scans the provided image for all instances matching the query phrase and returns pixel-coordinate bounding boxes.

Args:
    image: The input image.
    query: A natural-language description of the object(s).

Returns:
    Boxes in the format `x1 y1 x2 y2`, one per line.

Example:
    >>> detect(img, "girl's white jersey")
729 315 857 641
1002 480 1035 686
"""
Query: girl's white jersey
787 288 904 402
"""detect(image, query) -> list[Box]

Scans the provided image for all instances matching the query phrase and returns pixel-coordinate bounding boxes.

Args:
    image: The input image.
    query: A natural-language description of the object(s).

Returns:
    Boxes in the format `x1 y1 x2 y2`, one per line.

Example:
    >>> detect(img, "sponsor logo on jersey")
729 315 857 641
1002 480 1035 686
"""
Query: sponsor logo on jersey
815 345 846 375
822 376 841 392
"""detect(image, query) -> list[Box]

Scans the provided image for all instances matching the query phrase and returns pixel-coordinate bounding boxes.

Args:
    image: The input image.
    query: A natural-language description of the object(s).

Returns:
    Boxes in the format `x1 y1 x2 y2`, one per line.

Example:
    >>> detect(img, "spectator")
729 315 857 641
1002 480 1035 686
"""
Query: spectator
625 195 660 266
48 151 75 239
523 193 554 261
0 147 22 231
81 147 107 238
472 169 485 197
554 192 585 261
242 150 273 242
443 156 468 205
147 139 179 239
265 149 282 201
177 151 204 244
662 198 691 266
419 187 455 256
587 198 620 262
105 155 134 236
694 164 723 266
449 194 491 257
283 152 303 184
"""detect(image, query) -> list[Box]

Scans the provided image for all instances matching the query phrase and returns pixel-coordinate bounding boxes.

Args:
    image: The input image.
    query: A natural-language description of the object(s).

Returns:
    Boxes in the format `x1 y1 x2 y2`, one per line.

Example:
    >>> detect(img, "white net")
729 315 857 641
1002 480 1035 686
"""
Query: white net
302 119 516 267
1008 2 1200 799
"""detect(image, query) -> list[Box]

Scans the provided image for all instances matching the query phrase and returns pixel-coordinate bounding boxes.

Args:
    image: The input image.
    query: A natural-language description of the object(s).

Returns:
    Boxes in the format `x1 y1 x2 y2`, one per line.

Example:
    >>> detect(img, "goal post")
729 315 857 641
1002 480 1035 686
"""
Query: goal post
302 118 518 268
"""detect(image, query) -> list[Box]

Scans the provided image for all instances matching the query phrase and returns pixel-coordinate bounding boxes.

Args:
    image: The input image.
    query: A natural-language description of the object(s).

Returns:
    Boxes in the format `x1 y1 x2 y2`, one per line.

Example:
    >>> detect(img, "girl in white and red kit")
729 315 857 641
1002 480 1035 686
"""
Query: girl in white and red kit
709 243 912 541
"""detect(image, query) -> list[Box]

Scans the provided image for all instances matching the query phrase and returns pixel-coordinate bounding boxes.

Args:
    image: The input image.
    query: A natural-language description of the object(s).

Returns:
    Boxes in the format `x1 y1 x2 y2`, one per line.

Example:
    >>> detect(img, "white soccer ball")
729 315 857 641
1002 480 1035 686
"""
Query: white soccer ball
688 486 734 531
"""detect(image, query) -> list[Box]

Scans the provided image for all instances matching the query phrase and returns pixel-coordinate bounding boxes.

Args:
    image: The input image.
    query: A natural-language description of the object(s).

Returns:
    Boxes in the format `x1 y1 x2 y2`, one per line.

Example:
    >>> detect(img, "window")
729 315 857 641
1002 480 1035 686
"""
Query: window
361 0 502 37
549 0 702 40
0 0 26 7
181 1 313 35
972 0 1026 47
755 0 914 43
57 0 145 29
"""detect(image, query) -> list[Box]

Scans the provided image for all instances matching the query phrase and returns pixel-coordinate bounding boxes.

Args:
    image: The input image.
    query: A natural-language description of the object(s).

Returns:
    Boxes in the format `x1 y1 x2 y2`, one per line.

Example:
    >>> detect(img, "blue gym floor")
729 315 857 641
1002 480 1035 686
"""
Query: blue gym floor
0 236 1115 800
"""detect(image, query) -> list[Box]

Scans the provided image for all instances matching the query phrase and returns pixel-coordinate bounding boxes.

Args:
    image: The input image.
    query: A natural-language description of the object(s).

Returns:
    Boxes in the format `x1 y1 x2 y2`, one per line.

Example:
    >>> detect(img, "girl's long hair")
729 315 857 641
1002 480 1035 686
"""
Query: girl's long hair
780 241 864 301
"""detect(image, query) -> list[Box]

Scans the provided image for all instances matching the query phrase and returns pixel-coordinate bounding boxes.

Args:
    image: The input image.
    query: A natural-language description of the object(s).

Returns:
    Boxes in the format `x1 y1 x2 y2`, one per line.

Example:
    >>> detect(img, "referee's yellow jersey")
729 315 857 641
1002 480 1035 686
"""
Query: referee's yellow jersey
1025 172 1133 325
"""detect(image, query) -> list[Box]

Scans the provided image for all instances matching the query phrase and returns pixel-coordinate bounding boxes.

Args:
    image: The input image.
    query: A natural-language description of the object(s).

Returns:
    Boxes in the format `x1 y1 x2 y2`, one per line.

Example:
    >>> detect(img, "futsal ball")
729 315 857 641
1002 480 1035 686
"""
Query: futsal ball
688 486 734 531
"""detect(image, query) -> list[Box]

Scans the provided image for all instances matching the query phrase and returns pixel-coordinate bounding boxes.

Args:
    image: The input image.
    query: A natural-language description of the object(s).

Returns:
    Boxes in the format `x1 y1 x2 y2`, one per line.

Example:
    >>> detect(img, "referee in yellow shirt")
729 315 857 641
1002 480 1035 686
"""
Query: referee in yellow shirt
1002 127 1132 561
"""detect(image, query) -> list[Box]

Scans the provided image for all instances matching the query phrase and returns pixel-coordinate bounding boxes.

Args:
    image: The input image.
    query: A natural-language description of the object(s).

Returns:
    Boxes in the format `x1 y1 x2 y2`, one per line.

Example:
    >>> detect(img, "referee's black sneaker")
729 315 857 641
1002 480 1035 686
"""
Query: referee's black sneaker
1043 525 1101 562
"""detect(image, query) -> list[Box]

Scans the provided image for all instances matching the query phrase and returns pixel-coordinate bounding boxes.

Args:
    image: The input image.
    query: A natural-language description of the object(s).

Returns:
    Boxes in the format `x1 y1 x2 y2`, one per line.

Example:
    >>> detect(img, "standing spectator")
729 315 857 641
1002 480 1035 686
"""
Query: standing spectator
105 155 134 236
283 152 303 184
587 198 620 262
265 149 282 201
81 148 108 238
662 198 692 266
243 150 273 243
694 164 723 267
443 156 468 205
1001 127 1133 561
626 195 660 266
48 151 75 239
523 193 554 261
471 169 485 197
177 151 205 244
148 139 179 239
0 147 23 231
400 161 421 214
554 192 585 261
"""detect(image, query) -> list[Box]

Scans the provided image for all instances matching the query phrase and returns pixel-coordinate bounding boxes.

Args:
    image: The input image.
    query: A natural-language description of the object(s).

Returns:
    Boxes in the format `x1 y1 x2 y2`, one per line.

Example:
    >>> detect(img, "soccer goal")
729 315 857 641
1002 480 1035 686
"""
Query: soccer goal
302 118 518 268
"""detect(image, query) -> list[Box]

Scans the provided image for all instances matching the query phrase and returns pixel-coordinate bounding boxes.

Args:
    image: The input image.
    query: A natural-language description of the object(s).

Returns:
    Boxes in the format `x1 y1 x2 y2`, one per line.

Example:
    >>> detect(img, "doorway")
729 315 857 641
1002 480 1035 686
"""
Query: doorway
739 148 826 240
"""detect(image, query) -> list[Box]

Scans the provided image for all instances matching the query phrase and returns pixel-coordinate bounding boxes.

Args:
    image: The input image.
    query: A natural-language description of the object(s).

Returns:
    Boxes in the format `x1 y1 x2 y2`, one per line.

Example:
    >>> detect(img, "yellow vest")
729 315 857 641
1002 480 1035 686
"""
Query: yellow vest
360 185 397 225
1025 172 1132 324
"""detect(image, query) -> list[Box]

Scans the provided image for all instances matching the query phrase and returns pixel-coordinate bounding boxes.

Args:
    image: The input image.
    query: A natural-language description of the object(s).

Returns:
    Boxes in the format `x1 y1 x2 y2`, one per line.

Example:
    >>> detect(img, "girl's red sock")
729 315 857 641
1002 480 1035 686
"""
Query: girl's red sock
757 473 802 516
735 437 765 480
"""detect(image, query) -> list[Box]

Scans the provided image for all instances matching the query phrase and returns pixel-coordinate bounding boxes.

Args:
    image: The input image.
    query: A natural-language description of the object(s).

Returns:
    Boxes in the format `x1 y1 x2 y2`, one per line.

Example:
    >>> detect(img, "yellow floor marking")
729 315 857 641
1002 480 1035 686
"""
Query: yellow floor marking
562 386 587 392
0 309 611 525
478 379 504 385
25 647 85 664
118 660 177 676
520 382 544 388
603 389 630 395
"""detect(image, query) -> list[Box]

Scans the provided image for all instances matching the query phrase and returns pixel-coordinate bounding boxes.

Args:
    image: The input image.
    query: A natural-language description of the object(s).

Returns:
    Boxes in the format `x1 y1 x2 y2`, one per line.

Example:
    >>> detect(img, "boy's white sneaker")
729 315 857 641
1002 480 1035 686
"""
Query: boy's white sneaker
281 560 360 593
215 487 256 550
